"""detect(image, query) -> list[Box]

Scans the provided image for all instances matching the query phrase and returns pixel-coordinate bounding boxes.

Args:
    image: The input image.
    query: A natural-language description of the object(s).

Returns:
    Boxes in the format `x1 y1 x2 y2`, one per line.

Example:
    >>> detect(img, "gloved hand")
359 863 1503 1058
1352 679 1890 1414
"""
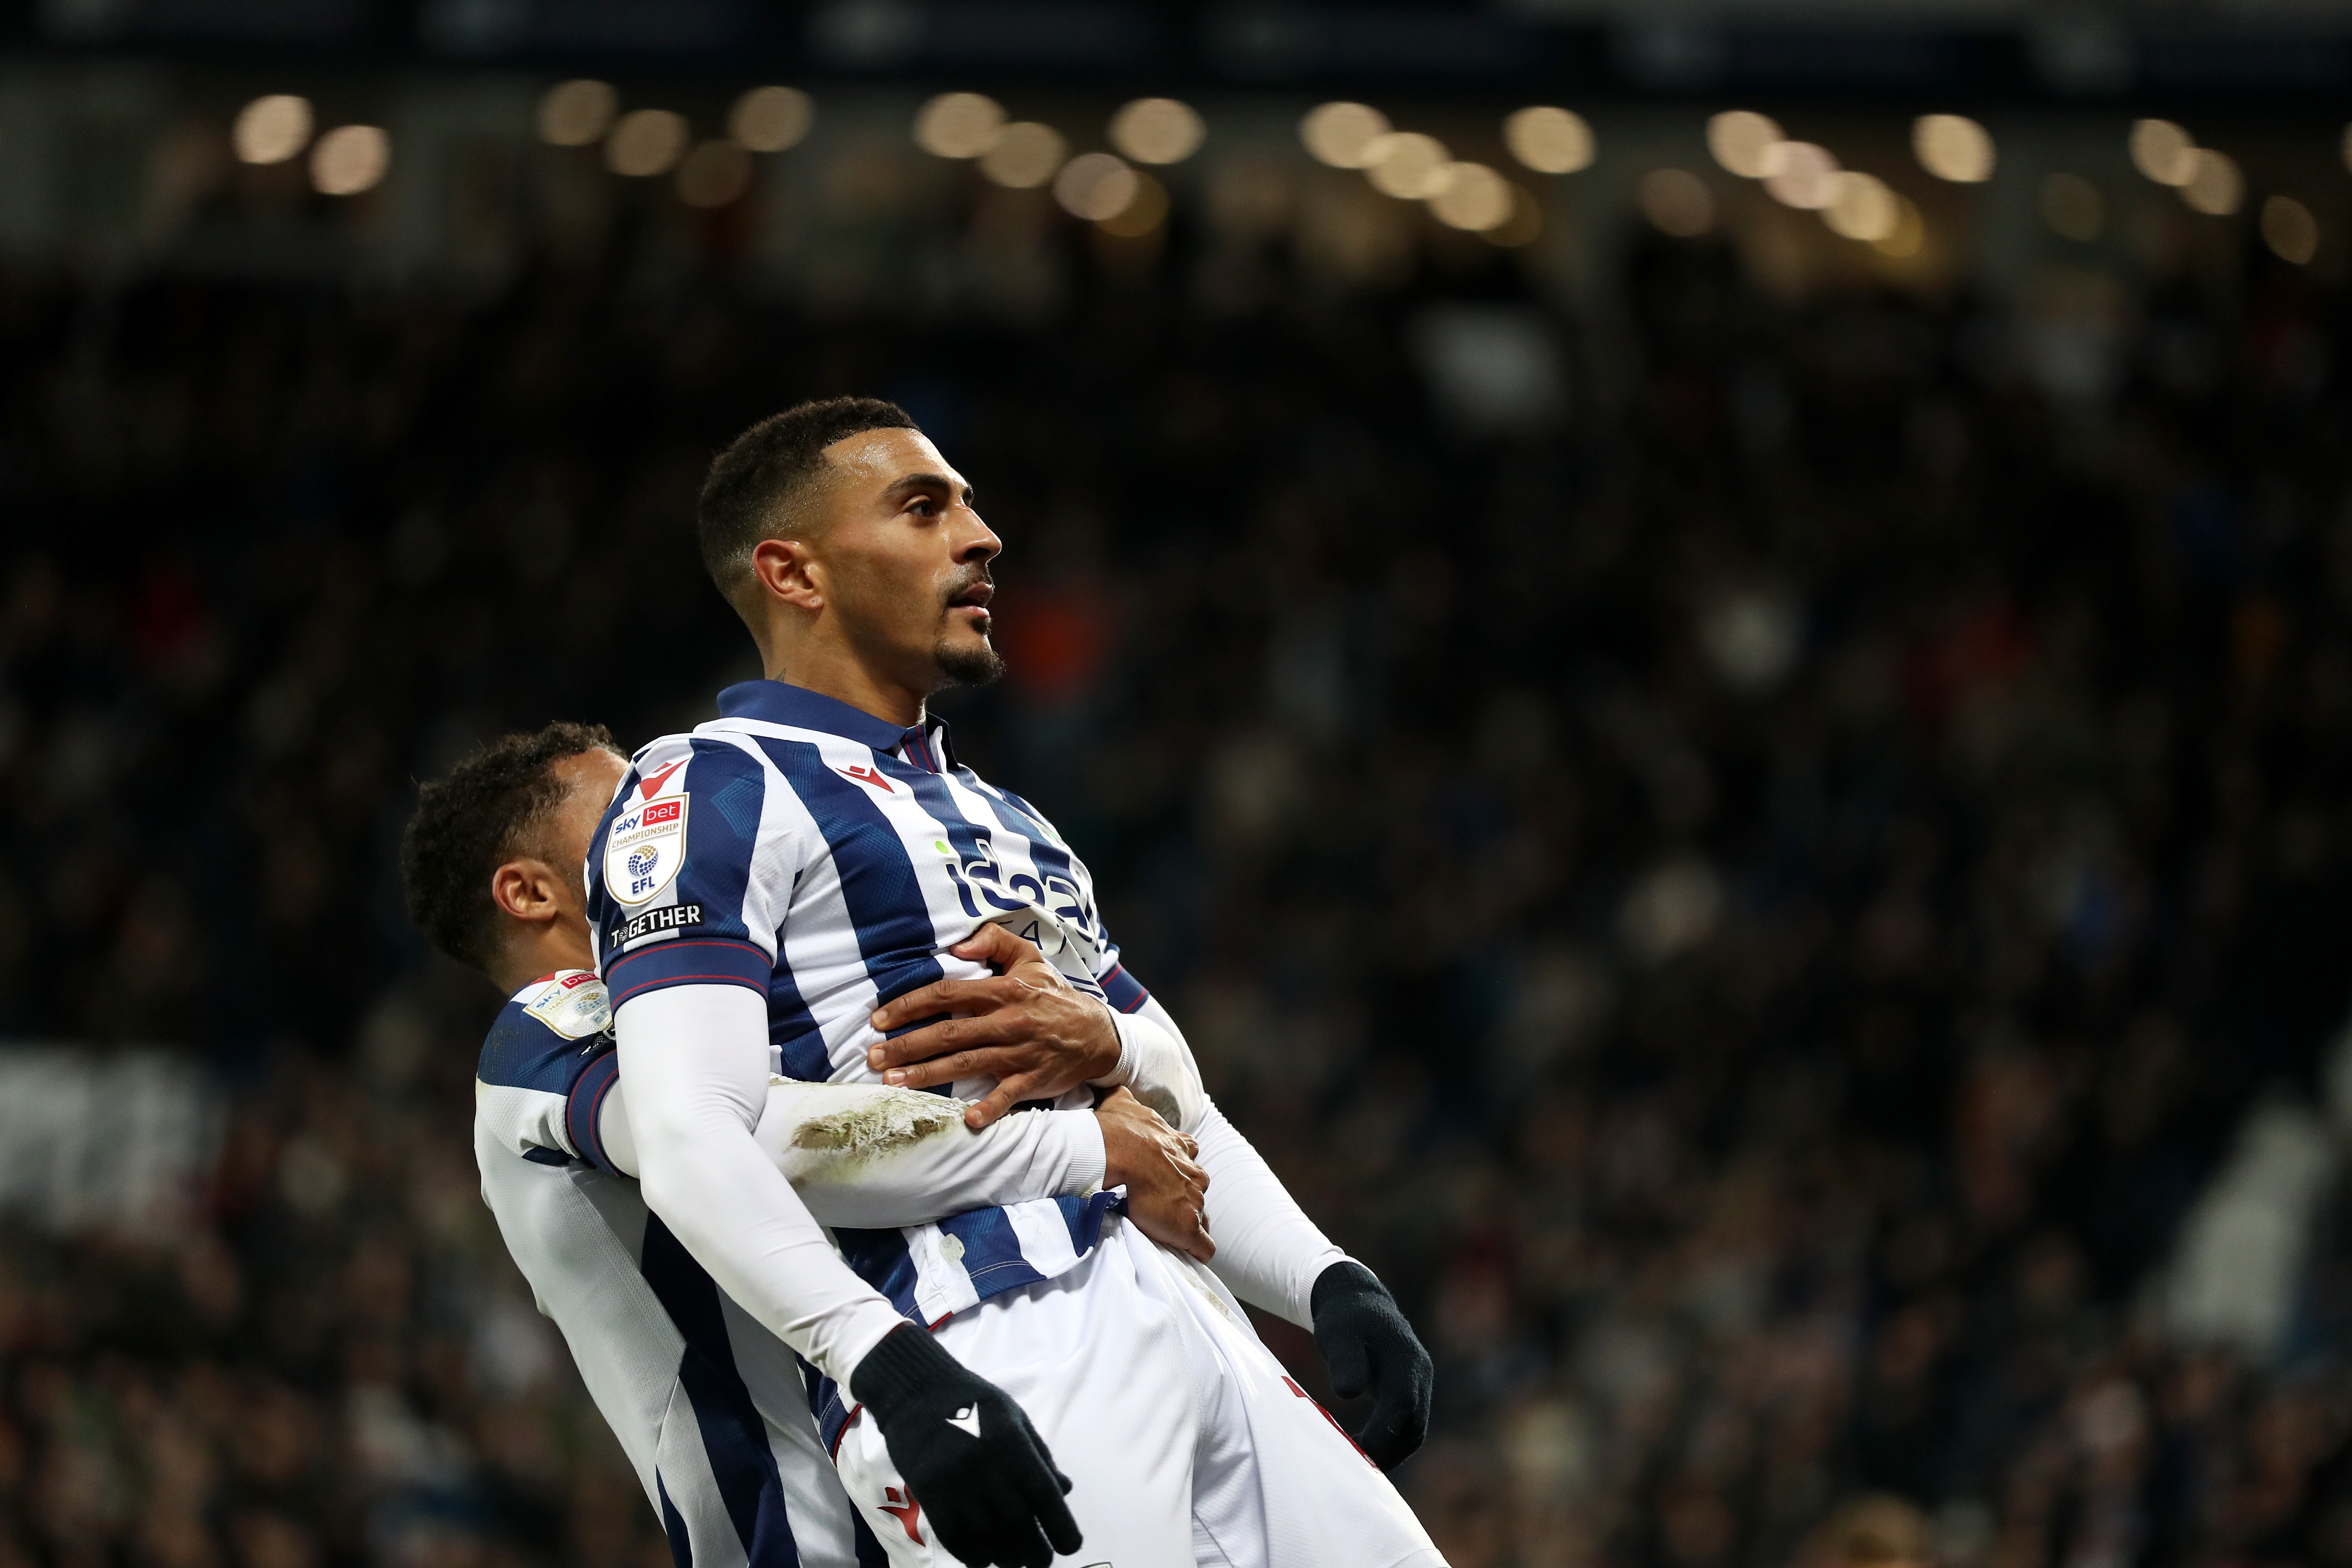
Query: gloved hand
1310 1260 1433 1471
848 1323 1083 1568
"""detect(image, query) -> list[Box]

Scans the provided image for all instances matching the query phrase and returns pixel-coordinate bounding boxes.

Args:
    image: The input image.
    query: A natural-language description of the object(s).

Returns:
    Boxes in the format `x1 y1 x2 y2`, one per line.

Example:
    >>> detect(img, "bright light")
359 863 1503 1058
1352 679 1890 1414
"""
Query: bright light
730 86 812 153
1823 171 1900 242
1300 102 1390 169
606 109 689 177
678 140 754 207
1431 162 1513 230
1363 132 1451 199
1761 141 1839 209
1502 106 1593 175
1638 168 1715 237
309 125 388 196
913 92 1004 159
2040 173 2104 242
1054 152 1139 220
1913 114 1994 182
234 95 312 165
2344 123 2352 174
978 122 1066 188
1099 171 1170 237
2178 148 2241 215
2129 119 2196 186
539 80 617 147
1109 98 1204 165
1706 110 1782 178
1874 197 1925 258
2261 196 2318 263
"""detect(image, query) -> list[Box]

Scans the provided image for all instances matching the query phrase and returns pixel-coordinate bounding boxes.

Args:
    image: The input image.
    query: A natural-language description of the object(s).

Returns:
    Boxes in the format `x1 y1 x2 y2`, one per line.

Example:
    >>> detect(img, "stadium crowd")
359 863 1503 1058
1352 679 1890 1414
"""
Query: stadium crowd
1 184 2350 1568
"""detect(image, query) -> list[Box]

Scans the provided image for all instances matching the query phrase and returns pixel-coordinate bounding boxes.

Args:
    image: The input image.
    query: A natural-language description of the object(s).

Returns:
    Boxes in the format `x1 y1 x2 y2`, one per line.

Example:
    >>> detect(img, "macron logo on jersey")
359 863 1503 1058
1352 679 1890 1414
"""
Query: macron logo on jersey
636 760 685 799
839 763 894 793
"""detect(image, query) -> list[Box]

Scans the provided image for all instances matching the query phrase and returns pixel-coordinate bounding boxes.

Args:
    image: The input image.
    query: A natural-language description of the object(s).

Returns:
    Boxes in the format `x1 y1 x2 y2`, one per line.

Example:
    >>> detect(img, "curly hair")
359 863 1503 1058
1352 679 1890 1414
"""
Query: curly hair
399 721 620 974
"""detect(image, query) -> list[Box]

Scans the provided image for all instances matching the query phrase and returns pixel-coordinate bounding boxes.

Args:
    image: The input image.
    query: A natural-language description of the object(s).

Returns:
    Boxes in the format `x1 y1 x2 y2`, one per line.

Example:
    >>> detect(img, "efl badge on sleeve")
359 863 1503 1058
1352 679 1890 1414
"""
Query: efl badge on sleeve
605 795 689 906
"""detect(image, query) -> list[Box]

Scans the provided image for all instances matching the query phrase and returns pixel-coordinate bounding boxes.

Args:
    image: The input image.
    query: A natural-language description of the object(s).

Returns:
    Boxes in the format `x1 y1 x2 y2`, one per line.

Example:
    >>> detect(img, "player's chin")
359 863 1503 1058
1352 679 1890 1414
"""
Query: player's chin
932 631 1005 689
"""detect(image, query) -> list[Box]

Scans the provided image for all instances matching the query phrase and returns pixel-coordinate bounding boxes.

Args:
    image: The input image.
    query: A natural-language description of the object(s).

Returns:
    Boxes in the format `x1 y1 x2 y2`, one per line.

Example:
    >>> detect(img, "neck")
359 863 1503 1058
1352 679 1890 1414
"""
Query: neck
490 923 596 996
762 634 928 730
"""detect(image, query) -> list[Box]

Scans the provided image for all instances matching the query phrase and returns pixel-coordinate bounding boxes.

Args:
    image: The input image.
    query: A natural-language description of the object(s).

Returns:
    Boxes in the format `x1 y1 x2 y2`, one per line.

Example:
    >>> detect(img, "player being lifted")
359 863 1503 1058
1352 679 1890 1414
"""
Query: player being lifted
593 397 1442 1567
401 721 1219 1565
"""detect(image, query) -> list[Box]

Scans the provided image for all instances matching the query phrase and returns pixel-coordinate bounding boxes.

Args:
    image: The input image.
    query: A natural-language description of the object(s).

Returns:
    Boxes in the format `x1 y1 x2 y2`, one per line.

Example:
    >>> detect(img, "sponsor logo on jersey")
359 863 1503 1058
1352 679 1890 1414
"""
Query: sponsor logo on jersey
839 763 894 793
878 1486 924 1544
619 903 703 943
605 795 688 906
524 972 612 1039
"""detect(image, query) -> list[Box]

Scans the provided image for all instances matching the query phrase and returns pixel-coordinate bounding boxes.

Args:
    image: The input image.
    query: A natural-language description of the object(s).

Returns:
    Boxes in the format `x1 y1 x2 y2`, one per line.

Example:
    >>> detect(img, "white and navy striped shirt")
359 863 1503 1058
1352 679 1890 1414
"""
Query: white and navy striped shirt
585 679 1151 1449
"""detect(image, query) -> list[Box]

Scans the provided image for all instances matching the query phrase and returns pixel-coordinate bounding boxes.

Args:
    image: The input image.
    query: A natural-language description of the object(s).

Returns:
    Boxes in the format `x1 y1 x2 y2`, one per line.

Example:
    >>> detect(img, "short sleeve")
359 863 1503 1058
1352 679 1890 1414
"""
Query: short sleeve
589 734 787 1009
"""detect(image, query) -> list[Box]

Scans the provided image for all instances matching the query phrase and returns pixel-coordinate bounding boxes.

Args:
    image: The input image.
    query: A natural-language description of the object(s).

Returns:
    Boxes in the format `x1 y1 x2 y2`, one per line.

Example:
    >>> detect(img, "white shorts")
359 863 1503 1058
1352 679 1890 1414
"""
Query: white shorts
833 1218 1446 1568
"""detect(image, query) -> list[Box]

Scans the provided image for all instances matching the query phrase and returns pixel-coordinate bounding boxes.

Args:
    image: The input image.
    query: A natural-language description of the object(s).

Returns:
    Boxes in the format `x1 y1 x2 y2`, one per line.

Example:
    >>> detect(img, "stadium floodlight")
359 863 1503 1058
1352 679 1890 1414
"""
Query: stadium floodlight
1109 98 1204 165
677 141 754 208
1823 171 1901 242
234 95 313 165
2178 149 2241 215
1300 102 1390 169
1873 197 1926 257
1913 114 1994 183
1054 153 1139 221
2128 119 2196 186
309 125 389 196
913 93 1005 159
978 122 1066 188
1638 168 1715 236
730 87 813 154
1097 171 1170 237
1503 107 1594 175
1430 162 1514 231
2261 196 2318 264
1363 132 1452 199
606 110 689 177
539 80 617 147
1760 141 1839 209
1706 110 1782 178
2040 174 2104 242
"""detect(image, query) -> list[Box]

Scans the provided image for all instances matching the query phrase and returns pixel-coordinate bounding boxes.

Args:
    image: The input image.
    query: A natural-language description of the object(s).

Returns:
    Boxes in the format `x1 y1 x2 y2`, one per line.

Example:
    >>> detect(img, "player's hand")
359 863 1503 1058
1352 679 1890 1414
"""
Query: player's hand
867 923 1121 1130
850 1323 1083 1568
1310 1261 1433 1472
1095 1087 1214 1261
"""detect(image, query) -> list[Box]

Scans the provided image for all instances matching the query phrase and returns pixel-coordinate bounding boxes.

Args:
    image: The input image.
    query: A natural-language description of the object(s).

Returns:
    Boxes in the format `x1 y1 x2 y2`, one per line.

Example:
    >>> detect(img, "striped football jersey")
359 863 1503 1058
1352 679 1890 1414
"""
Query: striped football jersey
473 970 884 1568
585 678 1150 1449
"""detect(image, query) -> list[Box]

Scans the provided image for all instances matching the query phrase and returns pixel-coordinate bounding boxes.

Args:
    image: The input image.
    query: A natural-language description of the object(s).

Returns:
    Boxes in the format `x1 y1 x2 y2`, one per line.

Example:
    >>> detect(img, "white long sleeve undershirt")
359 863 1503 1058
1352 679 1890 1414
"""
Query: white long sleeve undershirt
1109 994 1349 1329
597 1076 1109 1227
613 984 909 1386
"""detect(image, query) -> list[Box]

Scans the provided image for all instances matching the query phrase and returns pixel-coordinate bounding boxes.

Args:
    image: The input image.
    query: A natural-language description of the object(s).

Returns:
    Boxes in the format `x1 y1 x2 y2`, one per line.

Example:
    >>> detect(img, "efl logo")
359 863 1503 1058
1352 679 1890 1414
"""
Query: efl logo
605 796 689 907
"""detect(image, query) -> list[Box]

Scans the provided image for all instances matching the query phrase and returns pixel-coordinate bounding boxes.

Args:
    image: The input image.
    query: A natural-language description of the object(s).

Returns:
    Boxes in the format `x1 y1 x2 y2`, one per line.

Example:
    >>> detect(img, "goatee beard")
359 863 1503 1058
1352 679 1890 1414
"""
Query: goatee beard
934 640 1005 688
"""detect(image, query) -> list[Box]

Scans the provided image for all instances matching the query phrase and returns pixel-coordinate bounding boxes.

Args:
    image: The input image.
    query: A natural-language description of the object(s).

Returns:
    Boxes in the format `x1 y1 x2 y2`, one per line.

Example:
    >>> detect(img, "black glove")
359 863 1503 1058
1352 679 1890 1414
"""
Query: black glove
848 1323 1083 1568
1311 1260 1433 1471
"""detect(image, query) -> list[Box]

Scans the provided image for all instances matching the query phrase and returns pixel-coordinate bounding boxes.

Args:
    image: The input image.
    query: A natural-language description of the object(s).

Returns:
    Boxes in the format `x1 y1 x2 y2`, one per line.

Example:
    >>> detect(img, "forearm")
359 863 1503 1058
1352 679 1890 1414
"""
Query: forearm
1093 995 1206 1135
614 986 906 1384
595 1074 1106 1225
1194 1096 1349 1328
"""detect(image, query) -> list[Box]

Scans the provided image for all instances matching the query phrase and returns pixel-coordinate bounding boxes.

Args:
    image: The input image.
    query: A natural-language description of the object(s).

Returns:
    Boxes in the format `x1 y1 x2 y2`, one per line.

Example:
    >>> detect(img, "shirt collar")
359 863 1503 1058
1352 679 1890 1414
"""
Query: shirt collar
716 679 954 765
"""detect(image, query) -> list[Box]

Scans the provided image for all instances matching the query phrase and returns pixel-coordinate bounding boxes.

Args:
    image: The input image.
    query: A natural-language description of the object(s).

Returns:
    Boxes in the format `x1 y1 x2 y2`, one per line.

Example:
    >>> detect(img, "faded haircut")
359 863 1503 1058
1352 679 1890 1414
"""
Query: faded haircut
399 720 620 974
696 395 920 623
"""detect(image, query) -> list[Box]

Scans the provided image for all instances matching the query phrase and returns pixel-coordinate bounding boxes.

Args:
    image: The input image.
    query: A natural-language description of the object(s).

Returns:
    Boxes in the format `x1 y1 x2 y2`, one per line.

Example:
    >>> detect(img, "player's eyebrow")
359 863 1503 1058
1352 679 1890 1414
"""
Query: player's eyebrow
885 472 976 509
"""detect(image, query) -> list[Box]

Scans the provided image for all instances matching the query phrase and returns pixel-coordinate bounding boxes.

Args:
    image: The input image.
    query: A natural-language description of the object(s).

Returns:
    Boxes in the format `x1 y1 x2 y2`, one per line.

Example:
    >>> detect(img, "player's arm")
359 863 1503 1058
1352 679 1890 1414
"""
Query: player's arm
581 1070 1199 1232
870 924 1433 1470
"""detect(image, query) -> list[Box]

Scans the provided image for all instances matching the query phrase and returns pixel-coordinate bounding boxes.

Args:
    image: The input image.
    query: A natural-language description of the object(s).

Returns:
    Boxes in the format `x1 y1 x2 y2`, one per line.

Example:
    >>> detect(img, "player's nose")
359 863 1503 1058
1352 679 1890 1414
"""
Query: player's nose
952 508 1001 564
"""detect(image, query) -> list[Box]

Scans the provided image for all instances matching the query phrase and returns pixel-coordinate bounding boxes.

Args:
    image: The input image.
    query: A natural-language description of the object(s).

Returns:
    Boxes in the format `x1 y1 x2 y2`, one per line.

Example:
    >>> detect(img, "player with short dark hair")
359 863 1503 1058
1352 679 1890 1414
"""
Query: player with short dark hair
594 399 1443 1565
404 720 1214 1568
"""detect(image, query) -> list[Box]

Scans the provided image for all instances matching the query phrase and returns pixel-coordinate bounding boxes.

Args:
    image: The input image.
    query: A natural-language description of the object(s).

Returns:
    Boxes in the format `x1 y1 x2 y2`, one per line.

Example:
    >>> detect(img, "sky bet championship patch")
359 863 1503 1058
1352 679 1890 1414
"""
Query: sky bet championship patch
604 794 688 906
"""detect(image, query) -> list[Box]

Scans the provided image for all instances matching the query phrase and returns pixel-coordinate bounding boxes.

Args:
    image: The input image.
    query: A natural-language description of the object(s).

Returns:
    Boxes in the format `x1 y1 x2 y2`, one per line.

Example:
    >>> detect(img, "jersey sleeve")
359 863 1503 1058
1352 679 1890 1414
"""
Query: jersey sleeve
475 974 616 1165
590 734 799 1010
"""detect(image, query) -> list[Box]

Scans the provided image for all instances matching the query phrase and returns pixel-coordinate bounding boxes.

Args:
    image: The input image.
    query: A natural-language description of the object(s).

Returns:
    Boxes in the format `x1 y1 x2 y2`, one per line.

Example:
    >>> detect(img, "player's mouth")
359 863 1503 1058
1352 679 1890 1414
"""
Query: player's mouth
945 579 994 626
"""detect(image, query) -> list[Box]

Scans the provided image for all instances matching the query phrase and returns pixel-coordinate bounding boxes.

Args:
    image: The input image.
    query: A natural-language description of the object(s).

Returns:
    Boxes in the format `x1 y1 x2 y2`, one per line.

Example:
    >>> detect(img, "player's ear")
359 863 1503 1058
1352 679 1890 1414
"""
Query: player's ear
490 858 563 926
750 536 824 614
